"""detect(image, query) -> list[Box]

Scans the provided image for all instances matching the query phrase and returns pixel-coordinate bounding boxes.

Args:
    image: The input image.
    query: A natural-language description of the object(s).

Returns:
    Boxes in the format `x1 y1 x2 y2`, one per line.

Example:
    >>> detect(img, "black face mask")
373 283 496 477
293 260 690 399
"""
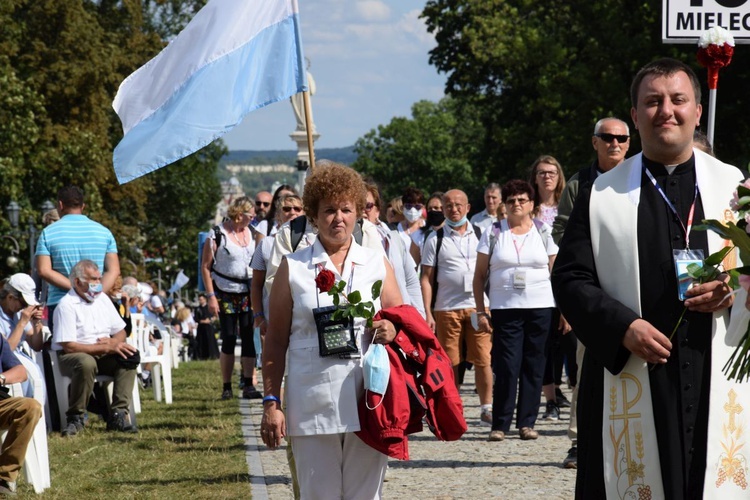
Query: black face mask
426 210 445 227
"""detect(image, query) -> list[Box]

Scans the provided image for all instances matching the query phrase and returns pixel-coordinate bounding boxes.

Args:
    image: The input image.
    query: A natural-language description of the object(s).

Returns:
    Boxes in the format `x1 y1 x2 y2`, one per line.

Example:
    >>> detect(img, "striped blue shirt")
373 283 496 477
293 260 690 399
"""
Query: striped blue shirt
35 214 118 305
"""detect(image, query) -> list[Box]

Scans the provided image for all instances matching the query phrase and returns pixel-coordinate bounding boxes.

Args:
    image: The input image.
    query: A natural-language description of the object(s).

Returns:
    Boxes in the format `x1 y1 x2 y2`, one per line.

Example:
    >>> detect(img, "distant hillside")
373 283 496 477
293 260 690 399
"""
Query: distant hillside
221 146 357 166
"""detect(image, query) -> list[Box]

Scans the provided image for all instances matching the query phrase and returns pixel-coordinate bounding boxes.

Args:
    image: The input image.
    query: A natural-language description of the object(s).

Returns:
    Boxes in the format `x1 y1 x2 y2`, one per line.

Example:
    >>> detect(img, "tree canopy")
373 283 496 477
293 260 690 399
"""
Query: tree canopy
0 0 221 286
352 98 486 202
355 0 750 196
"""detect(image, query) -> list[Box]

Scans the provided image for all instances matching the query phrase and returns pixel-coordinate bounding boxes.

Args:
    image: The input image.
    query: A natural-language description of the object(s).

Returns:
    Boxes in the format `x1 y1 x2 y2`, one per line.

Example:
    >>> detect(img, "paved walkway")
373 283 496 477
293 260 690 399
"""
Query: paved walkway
242 369 576 499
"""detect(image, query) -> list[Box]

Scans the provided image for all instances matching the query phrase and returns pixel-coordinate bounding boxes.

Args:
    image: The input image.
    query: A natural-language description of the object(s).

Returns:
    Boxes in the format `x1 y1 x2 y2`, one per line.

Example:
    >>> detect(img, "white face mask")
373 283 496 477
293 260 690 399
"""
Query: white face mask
403 207 422 223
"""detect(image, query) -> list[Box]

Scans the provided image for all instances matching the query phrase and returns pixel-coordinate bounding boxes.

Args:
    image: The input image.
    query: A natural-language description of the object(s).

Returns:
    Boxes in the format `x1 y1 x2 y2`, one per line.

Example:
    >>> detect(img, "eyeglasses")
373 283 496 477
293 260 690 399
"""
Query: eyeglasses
404 203 423 210
594 133 630 143
242 212 253 218
281 206 303 213
255 201 271 207
505 198 531 205
536 171 559 178
364 202 376 211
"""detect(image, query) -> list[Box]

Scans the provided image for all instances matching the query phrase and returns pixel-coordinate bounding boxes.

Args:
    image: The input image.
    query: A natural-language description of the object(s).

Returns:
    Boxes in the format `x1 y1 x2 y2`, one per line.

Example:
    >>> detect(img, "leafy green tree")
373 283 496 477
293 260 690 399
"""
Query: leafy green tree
421 0 750 178
352 98 485 202
0 0 222 282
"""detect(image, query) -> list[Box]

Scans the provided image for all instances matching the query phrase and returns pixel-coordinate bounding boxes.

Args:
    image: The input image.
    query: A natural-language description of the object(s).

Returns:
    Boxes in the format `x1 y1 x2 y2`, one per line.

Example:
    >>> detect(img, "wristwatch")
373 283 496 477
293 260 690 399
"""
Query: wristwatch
0 374 7 386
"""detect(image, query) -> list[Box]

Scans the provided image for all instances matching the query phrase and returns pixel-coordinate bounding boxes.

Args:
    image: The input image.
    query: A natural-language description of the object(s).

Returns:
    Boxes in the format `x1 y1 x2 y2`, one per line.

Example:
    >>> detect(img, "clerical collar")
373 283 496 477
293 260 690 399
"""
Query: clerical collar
642 154 695 177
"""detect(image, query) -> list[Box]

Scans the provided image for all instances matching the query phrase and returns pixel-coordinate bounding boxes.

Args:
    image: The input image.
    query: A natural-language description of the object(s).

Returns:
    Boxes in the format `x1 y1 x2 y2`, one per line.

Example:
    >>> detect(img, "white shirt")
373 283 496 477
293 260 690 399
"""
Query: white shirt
476 219 558 309
470 209 498 231
421 224 480 311
284 239 385 436
52 289 126 350
208 224 255 293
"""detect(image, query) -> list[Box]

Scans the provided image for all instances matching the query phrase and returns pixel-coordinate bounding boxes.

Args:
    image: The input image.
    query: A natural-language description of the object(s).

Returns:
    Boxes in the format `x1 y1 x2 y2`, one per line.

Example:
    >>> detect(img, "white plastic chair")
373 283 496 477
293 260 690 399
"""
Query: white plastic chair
47 350 139 429
129 314 173 404
165 327 181 369
4 369 51 492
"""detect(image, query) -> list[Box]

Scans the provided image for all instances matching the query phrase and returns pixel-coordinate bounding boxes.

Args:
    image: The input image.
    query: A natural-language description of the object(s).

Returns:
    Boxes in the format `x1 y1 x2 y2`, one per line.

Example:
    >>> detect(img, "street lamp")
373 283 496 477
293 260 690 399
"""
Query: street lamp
1 235 20 268
3 200 48 273
41 200 55 214
5 201 19 228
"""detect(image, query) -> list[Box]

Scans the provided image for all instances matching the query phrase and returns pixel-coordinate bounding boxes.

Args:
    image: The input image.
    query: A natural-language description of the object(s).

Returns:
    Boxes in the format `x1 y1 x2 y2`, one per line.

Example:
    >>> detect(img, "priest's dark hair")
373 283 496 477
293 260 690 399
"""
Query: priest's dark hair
501 179 534 204
630 58 701 107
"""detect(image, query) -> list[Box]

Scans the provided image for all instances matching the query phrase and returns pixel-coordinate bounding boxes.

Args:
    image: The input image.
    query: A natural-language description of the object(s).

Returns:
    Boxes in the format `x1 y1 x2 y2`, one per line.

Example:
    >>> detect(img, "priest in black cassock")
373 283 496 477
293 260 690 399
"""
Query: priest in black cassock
552 58 747 499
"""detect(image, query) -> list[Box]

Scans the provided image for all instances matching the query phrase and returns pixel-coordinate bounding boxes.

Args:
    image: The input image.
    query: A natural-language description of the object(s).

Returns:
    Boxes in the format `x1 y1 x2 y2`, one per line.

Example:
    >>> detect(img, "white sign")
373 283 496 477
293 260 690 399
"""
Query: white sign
664 0 750 43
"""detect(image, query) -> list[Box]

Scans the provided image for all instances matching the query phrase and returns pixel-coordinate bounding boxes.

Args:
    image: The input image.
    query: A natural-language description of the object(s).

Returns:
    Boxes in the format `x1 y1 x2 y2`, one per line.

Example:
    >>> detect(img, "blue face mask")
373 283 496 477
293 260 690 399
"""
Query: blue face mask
445 215 468 228
363 343 390 404
85 282 103 302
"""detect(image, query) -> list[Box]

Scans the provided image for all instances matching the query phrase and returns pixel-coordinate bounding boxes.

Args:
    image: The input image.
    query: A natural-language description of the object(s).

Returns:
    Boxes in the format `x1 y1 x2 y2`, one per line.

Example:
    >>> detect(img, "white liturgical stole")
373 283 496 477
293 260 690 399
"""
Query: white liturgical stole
590 150 750 499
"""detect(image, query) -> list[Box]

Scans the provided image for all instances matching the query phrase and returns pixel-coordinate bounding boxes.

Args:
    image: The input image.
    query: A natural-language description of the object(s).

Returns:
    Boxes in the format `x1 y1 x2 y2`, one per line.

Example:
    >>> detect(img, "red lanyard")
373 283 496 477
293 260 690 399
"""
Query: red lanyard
644 167 698 249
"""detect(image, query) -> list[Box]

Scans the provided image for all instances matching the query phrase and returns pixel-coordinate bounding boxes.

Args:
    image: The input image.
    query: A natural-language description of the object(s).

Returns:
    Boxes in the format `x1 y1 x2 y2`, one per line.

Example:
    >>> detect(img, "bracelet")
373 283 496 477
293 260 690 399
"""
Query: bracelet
206 292 216 298
477 312 490 318
262 395 281 405
253 311 265 319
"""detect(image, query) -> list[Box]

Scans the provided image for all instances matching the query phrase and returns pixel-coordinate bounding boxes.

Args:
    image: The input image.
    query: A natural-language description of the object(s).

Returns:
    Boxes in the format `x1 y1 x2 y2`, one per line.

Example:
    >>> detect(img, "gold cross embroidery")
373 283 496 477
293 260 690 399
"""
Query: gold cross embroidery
610 373 643 486
724 389 743 434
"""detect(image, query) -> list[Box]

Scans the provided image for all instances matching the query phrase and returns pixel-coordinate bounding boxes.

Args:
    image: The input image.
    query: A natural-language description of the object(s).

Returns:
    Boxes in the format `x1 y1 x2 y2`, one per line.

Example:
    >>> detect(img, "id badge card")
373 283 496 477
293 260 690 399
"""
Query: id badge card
512 270 527 289
463 273 473 293
673 249 704 301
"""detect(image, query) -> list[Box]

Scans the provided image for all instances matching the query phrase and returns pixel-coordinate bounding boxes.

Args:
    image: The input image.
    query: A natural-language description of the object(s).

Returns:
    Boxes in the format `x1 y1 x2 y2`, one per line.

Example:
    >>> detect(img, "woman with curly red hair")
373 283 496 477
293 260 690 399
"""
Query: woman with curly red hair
260 162 403 498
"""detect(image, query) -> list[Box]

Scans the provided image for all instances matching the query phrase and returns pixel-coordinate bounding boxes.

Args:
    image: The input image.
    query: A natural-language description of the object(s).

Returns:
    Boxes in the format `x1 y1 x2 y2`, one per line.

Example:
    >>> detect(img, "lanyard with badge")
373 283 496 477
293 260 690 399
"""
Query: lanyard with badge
449 229 475 293
511 225 529 289
644 167 701 300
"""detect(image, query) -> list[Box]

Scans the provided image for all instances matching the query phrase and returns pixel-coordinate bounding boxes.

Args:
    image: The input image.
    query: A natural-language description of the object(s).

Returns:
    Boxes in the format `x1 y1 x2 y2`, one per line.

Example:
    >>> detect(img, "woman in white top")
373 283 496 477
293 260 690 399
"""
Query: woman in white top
473 179 558 442
261 163 403 499
529 156 575 417
250 194 304 351
201 196 259 400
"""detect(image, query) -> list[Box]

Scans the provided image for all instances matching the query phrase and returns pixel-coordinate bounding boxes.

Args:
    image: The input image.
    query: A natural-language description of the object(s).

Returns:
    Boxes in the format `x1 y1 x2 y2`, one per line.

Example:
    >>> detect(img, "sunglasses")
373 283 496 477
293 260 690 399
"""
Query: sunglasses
282 206 303 213
505 198 531 205
364 202 376 211
595 133 629 143
255 201 271 207
404 203 423 211
536 171 558 178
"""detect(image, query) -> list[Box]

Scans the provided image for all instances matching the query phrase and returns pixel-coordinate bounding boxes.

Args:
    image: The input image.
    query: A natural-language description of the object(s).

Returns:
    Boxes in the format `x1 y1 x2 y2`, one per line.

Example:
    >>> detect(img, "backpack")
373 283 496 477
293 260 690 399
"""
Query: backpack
209 225 254 285
487 218 551 259
289 216 364 252
430 224 482 310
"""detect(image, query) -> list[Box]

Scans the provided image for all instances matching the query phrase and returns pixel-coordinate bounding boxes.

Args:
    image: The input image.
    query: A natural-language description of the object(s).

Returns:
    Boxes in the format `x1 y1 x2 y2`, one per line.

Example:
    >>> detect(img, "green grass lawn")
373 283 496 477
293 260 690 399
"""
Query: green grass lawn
30 361 250 499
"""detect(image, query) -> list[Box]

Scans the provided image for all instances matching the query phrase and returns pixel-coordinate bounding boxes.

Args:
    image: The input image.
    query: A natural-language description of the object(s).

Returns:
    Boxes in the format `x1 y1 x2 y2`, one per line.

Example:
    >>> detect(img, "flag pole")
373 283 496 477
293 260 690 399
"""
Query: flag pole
707 88 717 146
303 90 315 171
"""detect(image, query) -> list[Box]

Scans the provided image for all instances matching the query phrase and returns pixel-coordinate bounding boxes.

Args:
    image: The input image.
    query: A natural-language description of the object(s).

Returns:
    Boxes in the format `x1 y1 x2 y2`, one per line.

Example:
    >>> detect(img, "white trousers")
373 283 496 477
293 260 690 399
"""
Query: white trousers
291 432 387 500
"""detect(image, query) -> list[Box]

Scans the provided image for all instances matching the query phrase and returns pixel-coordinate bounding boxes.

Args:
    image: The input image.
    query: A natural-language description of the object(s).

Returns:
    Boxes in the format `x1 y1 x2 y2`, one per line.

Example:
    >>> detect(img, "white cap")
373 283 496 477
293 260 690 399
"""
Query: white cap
8 273 39 306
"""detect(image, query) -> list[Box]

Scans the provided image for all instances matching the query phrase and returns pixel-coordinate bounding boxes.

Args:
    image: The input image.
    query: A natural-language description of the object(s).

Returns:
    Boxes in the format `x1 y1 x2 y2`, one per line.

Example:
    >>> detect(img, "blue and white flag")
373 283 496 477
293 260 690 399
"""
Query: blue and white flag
168 270 190 295
112 0 306 184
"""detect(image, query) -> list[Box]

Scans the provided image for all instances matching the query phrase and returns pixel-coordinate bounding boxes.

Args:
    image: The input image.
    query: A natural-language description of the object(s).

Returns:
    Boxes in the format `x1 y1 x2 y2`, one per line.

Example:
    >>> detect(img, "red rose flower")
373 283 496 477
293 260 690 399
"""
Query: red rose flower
315 269 336 293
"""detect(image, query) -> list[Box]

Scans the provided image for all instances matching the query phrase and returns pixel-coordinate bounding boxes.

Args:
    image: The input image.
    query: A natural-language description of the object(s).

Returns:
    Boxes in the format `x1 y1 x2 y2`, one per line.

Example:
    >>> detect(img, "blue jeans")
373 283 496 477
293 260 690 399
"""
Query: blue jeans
491 308 553 432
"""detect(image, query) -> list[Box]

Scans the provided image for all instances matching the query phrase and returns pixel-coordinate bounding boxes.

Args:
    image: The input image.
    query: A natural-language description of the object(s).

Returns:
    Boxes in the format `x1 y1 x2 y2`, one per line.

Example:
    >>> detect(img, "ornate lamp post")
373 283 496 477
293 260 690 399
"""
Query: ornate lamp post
4 199 54 273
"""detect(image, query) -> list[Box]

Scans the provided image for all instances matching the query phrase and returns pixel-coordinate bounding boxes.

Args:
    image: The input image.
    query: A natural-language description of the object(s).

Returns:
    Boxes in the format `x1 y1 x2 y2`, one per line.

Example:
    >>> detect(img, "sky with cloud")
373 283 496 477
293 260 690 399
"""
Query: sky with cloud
222 0 447 151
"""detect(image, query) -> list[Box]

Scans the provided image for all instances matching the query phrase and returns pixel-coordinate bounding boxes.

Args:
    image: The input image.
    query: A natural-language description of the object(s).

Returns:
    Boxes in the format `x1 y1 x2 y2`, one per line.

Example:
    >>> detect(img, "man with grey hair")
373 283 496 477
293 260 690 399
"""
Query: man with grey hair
552 117 630 241
52 259 138 436
470 183 504 231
